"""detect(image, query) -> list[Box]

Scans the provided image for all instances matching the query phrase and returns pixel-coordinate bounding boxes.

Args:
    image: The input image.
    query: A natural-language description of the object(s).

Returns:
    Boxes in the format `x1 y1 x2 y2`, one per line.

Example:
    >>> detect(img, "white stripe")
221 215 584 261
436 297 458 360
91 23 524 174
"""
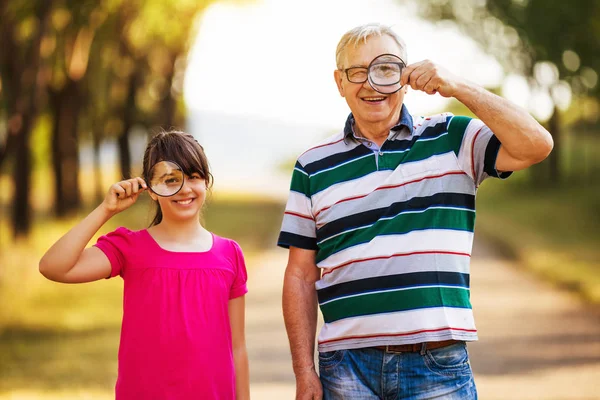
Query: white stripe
318 307 476 343
317 206 474 245
319 285 469 306
285 191 313 217
318 229 474 268
318 173 475 227
316 253 471 288
312 152 460 215
310 152 374 178
297 131 349 166
294 167 308 176
382 132 449 155
417 131 449 142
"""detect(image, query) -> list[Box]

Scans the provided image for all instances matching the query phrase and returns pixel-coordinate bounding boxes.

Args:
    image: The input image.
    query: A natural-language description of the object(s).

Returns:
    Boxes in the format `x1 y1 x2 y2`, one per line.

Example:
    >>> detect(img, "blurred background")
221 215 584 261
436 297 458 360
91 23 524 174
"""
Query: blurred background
0 0 599 399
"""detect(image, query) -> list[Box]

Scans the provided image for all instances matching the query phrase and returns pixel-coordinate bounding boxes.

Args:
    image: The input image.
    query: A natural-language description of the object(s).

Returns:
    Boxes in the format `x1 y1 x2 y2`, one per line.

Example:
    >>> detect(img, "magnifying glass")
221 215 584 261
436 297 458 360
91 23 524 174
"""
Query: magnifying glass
146 160 185 197
116 161 184 198
367 53 405 95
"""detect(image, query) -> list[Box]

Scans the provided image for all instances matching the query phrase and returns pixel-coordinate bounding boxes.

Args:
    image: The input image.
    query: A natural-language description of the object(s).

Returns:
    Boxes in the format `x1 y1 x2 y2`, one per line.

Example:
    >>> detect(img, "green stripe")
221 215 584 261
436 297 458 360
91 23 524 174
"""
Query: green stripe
381 140 454 169
310 155 376 195
320 286 471 323
311 138 458 196
316 208 474 263
447 116 472 156
290 168 310 195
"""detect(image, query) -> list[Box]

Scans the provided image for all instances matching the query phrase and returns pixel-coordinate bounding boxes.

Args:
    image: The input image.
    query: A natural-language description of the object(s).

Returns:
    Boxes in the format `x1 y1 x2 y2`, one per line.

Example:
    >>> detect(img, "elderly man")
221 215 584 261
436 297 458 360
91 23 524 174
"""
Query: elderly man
278 23 552 400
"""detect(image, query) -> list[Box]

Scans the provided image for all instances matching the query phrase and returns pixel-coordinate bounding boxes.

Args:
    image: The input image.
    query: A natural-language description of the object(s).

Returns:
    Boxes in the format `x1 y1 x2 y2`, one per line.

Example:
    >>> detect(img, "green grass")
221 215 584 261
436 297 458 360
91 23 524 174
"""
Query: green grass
0 194 285 397
475 171 600 303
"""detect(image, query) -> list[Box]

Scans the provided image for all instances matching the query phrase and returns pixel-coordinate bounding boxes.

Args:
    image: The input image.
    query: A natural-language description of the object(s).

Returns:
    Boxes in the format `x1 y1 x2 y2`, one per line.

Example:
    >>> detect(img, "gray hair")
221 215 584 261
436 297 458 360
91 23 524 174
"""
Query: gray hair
335 23 407 69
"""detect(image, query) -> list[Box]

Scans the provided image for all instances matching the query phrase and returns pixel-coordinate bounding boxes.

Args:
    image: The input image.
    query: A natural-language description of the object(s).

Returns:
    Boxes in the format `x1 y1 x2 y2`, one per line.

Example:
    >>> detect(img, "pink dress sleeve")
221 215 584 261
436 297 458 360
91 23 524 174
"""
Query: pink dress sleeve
94 227 133 278
229 240 248 299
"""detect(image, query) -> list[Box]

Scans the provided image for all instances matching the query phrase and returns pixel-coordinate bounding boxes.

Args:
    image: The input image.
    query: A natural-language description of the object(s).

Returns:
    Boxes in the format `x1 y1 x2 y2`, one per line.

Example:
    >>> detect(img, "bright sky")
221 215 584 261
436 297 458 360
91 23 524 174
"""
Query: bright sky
184 0 507 129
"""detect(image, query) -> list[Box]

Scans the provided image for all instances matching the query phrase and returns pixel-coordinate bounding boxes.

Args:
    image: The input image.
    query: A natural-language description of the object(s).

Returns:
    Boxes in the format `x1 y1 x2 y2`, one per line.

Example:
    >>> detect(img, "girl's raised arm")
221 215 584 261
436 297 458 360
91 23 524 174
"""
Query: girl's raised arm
39 177 146 283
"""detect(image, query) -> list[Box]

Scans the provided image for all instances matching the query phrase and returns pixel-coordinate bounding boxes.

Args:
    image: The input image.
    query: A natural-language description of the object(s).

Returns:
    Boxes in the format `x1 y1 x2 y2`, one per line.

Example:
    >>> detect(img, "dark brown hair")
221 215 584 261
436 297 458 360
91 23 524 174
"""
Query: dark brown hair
143 130 213 226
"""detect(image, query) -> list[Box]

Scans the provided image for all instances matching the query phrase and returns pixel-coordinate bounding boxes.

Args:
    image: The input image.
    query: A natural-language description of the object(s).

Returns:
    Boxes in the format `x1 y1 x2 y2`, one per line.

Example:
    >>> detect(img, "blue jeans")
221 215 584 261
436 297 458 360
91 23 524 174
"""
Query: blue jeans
319 342 477 400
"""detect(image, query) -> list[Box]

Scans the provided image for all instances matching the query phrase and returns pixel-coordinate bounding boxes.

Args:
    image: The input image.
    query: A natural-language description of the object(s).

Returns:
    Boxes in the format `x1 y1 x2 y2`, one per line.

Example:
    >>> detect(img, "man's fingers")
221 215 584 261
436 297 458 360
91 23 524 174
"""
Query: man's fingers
414 69 436 92
400 62 420 86
423 77 440 95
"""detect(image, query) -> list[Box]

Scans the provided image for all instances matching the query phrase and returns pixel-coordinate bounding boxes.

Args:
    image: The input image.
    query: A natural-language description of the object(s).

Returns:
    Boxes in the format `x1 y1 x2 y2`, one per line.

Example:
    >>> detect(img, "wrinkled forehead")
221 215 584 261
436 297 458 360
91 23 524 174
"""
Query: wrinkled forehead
342 35 404 67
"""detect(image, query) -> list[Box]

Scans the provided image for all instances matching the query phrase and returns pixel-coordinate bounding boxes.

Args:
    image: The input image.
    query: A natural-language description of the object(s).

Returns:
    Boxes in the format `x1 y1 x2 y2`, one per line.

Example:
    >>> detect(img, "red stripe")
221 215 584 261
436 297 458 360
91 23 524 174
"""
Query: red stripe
321 250 471 277
318 327 477 345
285 211 314 221
470 127 483 185
315 170 467 218
299 138 345 157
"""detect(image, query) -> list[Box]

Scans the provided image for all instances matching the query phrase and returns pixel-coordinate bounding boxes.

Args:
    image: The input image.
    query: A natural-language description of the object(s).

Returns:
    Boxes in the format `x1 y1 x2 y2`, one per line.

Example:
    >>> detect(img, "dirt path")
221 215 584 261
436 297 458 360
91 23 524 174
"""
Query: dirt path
246 240 600 399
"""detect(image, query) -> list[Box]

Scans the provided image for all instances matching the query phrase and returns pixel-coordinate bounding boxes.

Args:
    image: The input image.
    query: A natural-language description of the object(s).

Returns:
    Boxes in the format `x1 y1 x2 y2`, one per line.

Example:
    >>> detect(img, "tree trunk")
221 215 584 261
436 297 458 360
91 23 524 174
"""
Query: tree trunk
117 69 140 180
2 1 52 237
92 127 104 203
11 114 34 237
51 79 82 217
547 106 560 184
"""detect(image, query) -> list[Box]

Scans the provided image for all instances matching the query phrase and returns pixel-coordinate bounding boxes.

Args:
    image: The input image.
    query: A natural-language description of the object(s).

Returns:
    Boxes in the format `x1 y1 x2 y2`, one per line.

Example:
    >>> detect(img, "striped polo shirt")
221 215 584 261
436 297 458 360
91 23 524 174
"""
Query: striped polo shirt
278 105 511 352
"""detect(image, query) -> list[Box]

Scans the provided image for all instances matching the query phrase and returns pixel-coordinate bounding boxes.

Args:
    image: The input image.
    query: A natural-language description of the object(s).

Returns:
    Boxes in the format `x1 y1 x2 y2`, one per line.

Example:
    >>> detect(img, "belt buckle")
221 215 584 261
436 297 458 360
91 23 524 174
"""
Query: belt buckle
385 345 404 354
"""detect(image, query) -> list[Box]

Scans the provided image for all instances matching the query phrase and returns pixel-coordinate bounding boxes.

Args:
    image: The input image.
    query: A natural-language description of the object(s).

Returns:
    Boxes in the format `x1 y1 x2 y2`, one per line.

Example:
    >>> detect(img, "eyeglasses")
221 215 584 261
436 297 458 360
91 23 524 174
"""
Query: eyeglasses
341 53 405 94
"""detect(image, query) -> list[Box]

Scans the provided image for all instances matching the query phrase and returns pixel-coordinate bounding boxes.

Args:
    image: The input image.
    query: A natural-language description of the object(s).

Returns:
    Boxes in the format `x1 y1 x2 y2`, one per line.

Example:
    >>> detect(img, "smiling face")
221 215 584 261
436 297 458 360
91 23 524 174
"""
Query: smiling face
142 131 213 226
334 34 408 130
149 172 207 223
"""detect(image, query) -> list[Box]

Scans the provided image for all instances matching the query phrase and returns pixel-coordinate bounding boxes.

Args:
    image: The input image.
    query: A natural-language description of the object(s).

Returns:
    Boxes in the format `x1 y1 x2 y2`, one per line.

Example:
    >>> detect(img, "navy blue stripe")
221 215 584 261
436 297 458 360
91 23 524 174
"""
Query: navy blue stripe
303 144 371 176
307 120 447 176
316 192 475 242
317 271 470 304
277 232 318 250
382 121 448 152
484 134 513 179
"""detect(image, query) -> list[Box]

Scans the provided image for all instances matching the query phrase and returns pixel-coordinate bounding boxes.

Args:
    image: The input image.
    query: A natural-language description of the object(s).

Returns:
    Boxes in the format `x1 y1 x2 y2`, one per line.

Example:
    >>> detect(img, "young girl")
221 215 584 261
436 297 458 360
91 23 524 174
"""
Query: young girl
39 130 250 400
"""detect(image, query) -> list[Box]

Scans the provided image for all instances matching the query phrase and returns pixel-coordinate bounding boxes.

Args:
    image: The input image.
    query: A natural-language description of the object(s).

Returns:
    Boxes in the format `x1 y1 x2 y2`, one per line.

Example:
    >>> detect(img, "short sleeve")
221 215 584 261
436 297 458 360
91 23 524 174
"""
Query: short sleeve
94 227 132 278
277 160 318 250
447 115 513 186
229 241 248 300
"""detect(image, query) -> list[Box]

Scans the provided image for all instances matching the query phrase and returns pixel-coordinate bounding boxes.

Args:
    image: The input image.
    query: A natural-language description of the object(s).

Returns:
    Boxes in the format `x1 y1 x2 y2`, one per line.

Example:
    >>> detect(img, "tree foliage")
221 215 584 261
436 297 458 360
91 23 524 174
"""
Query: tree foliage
0 0 218 237
417 0 599 100
417 0 600 183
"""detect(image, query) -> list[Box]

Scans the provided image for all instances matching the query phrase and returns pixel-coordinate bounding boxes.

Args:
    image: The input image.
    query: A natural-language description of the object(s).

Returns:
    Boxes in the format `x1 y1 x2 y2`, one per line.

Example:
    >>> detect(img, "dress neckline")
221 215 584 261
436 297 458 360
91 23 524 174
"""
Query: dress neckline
141 229 215 254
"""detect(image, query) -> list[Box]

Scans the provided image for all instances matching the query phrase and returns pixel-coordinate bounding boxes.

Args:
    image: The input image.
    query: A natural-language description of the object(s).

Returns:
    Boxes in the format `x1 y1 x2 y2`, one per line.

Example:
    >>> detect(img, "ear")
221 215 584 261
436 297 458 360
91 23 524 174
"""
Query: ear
334 69 345 97
147 190 158 202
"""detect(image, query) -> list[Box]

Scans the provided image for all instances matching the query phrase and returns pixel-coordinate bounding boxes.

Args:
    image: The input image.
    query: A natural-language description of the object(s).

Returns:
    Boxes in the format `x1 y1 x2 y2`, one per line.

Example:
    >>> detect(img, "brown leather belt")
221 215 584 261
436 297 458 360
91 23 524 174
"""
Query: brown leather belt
374 339 461 353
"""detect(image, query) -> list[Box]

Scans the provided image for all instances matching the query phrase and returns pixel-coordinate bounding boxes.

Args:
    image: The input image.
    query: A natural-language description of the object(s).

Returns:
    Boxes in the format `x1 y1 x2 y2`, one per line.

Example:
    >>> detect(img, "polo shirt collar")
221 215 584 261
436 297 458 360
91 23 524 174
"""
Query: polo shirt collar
343 104 414 144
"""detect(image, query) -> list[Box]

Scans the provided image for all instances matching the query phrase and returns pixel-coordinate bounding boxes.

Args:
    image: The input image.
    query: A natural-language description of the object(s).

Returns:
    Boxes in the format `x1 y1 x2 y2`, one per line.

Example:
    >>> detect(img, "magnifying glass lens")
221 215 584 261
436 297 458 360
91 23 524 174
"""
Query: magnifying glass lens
148 161 184 197
368 54 404 94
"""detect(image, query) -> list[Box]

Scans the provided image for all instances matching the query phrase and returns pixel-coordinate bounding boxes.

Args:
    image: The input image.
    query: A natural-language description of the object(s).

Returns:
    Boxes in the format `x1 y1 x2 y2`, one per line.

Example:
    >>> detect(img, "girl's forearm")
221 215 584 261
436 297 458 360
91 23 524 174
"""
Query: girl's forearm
234 346 250 400
39 204 114 279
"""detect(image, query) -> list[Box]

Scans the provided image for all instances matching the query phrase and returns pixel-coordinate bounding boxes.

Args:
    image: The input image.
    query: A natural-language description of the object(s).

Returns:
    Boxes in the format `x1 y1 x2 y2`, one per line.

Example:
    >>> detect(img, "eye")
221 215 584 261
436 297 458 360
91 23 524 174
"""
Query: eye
189 173 203 180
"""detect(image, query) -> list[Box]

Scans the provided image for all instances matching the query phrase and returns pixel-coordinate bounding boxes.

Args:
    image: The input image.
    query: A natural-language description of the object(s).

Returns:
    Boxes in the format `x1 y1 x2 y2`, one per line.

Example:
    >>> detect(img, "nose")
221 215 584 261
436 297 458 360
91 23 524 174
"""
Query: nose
361 77 376 92
179 178 193 193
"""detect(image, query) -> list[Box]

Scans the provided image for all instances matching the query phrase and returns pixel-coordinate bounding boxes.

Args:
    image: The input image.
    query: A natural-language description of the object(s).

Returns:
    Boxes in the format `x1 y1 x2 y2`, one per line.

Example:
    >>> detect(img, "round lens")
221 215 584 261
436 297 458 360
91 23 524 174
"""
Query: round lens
148 161 184 197
367 54 404 94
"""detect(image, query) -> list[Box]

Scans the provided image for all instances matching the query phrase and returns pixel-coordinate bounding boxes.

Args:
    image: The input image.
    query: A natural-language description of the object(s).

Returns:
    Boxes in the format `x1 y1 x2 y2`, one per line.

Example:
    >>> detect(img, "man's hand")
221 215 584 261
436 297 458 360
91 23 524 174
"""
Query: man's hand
295 368 323 400
400 60 464 98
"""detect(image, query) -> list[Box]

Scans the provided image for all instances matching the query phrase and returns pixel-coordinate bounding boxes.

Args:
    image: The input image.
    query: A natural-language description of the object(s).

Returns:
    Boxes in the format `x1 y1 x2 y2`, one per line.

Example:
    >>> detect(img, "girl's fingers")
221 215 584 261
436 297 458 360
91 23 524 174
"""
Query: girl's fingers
136 177 147 190
112 178 146 198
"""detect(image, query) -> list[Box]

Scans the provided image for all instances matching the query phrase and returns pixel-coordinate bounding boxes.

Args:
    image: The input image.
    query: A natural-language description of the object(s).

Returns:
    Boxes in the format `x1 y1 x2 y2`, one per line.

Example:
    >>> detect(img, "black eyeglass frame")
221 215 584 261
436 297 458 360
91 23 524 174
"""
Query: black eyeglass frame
341 53 406 91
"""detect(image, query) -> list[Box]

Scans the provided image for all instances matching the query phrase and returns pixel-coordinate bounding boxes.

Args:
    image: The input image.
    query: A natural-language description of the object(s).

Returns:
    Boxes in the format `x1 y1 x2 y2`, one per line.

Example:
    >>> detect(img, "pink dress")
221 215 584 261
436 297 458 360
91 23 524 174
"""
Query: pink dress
95 227 248 400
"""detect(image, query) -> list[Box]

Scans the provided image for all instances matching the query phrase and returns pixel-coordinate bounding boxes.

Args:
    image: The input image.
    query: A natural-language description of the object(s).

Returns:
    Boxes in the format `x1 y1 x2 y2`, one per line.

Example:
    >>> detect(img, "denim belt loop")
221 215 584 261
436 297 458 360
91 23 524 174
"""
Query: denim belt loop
419 342 427 356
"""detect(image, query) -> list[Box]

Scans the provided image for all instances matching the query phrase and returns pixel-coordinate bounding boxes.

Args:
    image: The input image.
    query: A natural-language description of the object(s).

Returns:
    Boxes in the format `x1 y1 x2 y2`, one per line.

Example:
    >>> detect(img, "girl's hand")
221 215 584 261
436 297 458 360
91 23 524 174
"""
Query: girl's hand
101 177 147 215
